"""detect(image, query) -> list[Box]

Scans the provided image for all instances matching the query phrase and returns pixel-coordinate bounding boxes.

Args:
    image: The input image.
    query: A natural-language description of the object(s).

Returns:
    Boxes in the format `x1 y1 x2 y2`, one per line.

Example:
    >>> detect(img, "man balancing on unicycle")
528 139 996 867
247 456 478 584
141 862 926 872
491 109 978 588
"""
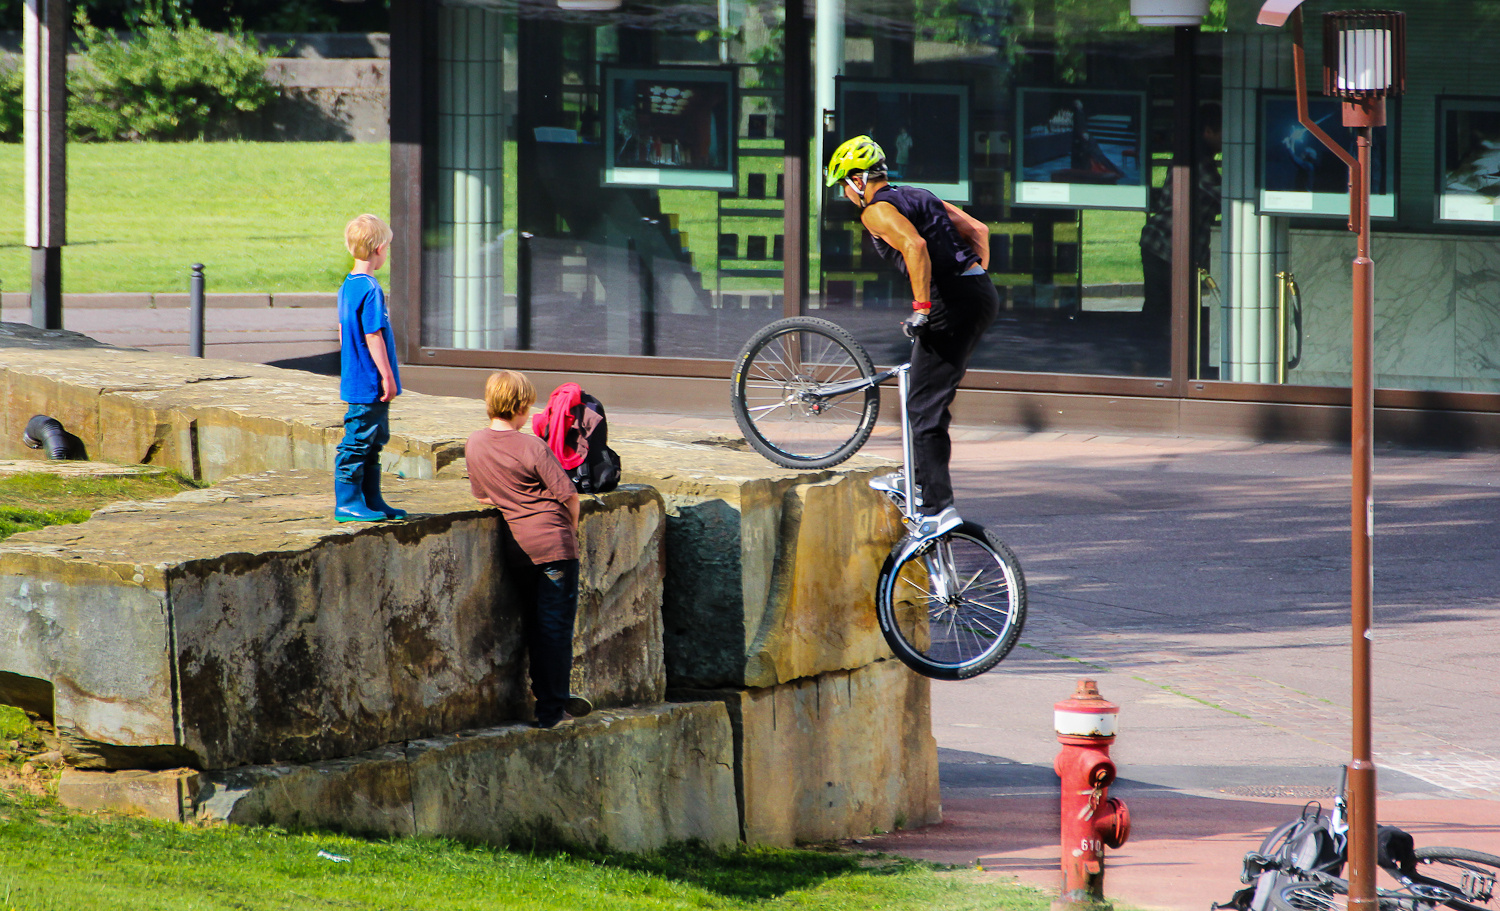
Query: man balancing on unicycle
826 134 997 541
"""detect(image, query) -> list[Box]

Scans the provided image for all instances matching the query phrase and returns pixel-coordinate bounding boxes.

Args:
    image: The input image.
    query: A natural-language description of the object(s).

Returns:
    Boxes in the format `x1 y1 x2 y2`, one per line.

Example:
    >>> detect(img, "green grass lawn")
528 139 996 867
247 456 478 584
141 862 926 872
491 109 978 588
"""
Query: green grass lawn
0 471 200 541
0 141 1143 298
0 142 390 294
0 787 1049 911
1080 209 1145 286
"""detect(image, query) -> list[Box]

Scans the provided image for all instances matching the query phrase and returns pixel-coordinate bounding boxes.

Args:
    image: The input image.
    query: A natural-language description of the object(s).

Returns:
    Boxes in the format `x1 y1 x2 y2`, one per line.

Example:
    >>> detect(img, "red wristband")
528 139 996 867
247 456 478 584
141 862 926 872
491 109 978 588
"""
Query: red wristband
912 301 930 311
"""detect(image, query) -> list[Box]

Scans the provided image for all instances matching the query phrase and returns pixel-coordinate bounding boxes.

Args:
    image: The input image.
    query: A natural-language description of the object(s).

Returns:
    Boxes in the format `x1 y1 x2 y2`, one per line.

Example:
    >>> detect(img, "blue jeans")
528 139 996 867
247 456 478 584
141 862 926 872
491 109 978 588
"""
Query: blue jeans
516 558 580 725
335 402 389 484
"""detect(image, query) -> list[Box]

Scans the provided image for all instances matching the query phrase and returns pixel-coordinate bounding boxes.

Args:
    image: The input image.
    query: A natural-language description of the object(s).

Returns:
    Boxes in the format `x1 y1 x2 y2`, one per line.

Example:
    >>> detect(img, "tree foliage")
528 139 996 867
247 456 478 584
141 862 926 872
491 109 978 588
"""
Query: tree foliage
913 0 1229 82
0 64 21 143
66 9 282 141
1 0 388 32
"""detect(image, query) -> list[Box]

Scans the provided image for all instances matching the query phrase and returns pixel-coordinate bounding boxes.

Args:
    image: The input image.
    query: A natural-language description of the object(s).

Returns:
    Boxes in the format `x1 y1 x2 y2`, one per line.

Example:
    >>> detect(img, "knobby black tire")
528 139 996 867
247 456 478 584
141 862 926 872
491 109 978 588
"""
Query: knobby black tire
1269 878 1405 911
1411 847 1500 910
875 521 1027 680
730 317 879 469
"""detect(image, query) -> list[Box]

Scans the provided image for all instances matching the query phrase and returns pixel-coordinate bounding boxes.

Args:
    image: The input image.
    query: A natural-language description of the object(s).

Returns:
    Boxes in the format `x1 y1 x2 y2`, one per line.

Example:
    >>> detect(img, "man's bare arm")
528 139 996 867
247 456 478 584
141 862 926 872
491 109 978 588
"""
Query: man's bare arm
861 202 931 308
942 201 989 271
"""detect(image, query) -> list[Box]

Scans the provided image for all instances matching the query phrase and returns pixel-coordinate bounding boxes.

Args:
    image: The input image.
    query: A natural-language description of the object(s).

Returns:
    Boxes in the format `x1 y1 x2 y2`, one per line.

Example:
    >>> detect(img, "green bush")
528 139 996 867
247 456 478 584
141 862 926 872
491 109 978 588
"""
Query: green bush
67 11 282 141
0 64 21 143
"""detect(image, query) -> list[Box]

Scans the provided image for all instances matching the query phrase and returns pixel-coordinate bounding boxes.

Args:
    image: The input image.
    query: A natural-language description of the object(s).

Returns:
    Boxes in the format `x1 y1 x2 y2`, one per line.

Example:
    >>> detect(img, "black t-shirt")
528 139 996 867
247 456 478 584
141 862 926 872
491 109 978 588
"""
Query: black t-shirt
866 185 978 280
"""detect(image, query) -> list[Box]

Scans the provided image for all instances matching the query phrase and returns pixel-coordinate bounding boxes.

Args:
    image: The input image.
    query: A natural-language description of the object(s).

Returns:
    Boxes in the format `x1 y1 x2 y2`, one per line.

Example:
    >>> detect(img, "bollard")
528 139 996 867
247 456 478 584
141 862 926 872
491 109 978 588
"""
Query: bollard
189 263 205 357
1053 679 1130 910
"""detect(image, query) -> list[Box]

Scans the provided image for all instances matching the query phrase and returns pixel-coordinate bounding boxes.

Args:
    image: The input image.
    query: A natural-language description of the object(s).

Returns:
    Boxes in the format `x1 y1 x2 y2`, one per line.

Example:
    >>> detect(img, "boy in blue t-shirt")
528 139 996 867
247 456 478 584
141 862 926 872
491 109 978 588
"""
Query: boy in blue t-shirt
334 214 404 522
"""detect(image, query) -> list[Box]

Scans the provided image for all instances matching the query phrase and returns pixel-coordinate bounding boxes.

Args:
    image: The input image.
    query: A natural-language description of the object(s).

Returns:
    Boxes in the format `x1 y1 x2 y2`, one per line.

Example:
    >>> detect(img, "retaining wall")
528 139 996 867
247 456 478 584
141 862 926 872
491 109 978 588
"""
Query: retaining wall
0 337 933 848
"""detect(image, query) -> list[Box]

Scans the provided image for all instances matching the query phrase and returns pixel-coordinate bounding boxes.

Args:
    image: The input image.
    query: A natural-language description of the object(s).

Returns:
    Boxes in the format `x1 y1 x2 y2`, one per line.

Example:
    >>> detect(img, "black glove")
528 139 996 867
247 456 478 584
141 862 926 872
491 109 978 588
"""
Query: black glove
901 310 929 339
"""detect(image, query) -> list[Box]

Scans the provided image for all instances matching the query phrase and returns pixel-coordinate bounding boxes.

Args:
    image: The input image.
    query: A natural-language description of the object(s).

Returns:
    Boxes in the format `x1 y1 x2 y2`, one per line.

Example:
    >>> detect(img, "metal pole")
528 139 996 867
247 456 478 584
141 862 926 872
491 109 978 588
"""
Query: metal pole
517 232 533 351
633 239 656 357
781 0 809 318
189 263 206 358
1346 117 1378 911
897 364 916 515
1168 25 1197 392
24 0 66 330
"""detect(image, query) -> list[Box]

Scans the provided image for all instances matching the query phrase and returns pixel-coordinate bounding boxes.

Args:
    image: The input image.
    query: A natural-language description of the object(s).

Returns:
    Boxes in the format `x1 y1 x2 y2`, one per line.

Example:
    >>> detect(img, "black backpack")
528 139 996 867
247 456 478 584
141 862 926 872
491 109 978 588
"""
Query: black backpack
1216 804 1345 911
532 383 622 495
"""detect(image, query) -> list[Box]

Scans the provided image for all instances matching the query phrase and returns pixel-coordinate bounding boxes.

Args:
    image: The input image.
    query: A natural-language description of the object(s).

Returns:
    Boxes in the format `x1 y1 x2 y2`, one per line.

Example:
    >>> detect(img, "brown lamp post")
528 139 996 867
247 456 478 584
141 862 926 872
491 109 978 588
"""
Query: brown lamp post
1255 3 1406 908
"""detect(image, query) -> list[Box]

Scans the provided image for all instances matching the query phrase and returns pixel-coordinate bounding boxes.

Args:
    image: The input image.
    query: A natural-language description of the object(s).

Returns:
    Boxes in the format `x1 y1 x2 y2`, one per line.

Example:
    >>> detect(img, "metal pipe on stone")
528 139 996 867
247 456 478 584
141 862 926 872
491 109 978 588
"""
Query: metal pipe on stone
189 263 206 357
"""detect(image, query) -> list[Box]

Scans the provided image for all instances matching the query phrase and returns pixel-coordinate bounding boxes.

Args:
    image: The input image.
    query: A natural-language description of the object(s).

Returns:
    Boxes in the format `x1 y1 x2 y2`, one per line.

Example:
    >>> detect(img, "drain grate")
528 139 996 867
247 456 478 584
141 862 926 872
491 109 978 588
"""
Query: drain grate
1218 785 1338 799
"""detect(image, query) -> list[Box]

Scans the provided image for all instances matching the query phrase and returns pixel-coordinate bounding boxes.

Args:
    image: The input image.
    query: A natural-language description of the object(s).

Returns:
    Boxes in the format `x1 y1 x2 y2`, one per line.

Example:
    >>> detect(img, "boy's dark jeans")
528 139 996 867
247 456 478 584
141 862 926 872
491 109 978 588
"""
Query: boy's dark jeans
335 402 390 484
516 558 580 725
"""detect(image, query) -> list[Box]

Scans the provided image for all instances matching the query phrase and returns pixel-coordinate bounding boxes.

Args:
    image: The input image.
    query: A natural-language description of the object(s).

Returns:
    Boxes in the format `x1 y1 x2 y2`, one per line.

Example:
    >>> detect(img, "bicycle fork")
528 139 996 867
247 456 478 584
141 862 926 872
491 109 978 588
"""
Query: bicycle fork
896 363 919 525
895 363 958 603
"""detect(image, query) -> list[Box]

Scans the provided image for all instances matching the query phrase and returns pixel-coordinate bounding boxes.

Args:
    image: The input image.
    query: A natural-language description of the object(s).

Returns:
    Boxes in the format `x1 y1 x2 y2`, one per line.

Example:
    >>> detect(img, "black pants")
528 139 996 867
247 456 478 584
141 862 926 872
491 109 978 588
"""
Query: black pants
909 272 999 515
514 558 580 725
1140 247 1172 332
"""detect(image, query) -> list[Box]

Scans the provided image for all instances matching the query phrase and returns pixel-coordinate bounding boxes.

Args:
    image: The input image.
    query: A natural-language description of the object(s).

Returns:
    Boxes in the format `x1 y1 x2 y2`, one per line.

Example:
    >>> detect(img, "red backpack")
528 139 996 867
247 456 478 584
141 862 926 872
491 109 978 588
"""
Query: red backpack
531 383 622 494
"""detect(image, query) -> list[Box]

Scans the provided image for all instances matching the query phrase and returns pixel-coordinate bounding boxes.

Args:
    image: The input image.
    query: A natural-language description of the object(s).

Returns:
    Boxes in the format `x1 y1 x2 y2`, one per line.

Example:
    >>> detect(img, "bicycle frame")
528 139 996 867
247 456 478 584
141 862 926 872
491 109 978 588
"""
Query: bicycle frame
801 362 920 525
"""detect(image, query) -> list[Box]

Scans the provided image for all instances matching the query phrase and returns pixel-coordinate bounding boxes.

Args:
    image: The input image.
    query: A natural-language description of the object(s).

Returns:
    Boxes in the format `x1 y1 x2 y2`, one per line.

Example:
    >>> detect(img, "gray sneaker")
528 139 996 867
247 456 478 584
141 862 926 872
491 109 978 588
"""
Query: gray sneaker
912 506 962 540
564 694 593 718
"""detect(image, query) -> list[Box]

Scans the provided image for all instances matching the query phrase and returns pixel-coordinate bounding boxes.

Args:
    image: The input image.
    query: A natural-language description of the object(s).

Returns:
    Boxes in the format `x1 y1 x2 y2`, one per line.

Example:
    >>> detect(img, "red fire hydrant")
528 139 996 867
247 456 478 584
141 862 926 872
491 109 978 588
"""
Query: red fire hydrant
1054 679 1130 908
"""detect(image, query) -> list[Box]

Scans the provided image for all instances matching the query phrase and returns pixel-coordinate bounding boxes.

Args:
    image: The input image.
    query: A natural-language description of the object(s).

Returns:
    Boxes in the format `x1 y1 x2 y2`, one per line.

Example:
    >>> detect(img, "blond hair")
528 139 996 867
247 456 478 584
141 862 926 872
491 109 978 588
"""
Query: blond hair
344 214 393 261
485 370 536 421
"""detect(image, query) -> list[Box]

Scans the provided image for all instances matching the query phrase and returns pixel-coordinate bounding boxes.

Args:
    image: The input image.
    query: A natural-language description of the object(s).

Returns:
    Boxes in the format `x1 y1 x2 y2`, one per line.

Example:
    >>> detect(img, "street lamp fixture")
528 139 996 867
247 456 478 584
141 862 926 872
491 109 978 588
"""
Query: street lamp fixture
1324 11 1405 114
1256 4 1406 909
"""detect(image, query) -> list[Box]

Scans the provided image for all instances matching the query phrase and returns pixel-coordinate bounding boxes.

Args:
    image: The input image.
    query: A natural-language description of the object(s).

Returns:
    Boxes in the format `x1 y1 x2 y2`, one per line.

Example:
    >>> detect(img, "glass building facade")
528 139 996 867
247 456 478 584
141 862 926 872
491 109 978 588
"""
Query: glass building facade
390 0 1500 429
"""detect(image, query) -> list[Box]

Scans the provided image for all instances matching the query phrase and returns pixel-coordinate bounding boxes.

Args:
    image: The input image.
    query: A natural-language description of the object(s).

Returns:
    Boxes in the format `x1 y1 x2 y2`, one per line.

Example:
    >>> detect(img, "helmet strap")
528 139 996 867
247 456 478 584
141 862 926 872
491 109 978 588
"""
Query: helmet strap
844 175 869 209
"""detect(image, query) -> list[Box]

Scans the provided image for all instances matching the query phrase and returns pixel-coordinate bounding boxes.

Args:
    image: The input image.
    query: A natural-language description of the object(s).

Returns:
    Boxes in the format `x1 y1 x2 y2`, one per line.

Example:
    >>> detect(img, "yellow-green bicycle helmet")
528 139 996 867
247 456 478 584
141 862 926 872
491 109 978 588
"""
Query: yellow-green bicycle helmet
825 135 887 187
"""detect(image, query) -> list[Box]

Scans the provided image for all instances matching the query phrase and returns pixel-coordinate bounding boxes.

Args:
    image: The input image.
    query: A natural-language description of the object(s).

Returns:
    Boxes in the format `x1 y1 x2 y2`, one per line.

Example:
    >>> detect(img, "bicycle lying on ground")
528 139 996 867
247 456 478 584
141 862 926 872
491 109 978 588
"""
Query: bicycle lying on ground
1217 768 1499 911
728 315 1027 680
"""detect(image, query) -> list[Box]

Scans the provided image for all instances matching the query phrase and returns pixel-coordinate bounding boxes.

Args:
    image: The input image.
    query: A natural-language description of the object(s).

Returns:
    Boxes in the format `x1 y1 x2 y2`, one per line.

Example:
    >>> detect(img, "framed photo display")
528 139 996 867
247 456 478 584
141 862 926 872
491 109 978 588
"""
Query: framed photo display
604 67 736 190
836 79 971 202
1436 96 1500 224
1258 92 1397 219
1014 88 1148 210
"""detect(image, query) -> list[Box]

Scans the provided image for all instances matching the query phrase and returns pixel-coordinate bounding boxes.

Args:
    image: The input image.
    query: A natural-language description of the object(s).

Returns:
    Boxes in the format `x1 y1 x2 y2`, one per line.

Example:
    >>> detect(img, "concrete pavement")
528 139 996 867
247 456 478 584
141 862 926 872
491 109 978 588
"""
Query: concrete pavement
0 303 339 372
612 412 1500 911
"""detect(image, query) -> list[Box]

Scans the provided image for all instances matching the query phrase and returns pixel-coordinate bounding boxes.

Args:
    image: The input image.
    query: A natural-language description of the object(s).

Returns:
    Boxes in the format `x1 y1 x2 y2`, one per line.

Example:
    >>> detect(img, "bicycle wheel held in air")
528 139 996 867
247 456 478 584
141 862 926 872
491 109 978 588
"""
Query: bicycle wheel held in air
876 520 1027 680
730 316 879 469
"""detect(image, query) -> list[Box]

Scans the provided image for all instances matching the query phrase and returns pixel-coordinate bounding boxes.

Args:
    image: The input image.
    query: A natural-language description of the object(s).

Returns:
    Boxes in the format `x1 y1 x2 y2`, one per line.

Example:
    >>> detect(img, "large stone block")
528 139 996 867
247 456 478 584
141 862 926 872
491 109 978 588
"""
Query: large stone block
198 704 738 853
0 346 479 482
57 768 202 820
0 342 904 688
0 472 665 770
675 658 940 846
649 453 904 689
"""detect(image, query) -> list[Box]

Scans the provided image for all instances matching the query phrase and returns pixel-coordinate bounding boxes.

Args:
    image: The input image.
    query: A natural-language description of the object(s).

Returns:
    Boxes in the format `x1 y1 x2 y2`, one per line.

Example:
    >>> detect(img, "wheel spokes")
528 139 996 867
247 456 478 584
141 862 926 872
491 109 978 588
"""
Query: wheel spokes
740 328 872 459
890 534 1019 667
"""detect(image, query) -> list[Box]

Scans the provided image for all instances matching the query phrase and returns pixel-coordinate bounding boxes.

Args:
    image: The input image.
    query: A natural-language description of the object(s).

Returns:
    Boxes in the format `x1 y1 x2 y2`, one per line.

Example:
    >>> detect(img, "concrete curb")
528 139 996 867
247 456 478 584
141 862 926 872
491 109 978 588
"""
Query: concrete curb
0 292 334 309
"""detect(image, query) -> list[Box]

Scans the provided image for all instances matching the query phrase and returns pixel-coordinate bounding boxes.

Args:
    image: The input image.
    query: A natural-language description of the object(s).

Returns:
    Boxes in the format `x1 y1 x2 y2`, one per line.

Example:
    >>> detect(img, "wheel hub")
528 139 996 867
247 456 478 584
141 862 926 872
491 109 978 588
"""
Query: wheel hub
782 377 827 416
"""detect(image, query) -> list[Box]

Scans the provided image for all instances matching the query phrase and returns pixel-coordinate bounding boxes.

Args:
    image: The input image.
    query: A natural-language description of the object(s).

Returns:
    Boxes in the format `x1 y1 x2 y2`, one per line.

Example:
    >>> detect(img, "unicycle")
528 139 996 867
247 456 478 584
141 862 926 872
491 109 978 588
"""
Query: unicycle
730 316 1027 680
